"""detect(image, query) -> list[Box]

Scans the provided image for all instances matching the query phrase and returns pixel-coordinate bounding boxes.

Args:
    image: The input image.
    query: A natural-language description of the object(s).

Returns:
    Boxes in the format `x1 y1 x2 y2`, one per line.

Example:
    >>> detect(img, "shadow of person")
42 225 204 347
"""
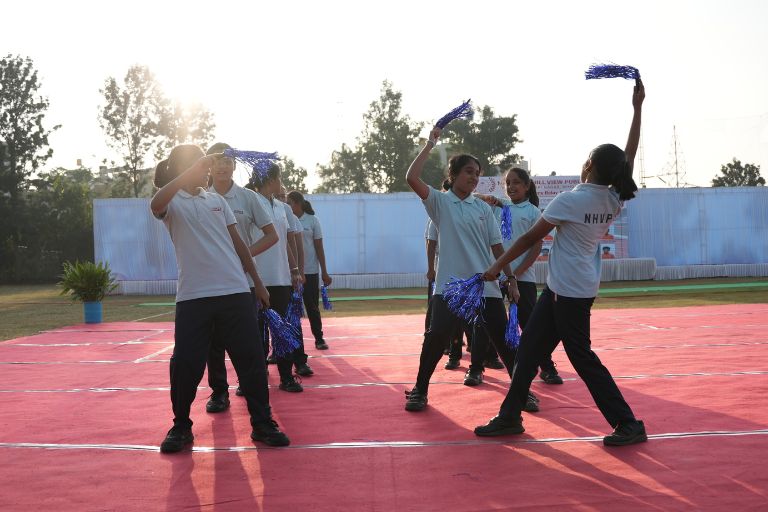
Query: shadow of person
163 453 201 511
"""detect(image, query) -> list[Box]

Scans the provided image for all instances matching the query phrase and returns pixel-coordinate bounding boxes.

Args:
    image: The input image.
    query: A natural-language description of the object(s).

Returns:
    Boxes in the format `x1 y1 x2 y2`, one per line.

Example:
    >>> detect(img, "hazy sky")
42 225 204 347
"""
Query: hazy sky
3 0 767 190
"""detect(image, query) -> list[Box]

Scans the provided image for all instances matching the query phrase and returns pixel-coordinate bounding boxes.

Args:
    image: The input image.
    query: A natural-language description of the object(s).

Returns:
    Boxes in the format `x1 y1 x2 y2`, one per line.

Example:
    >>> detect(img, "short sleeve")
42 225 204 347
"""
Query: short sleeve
541 192 573 226
246 189 273 229
283 203 300 232
425 220 438 241
312 216 323 239
421 186 441 224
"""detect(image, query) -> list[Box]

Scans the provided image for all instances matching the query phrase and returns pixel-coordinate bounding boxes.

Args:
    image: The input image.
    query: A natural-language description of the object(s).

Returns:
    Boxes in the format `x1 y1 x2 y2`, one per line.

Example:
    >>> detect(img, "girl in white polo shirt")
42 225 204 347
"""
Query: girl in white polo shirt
403 126 536 412
203 142 279 413
150 144 289 452
248 164 310 391
286 190 332 350
475 79 647 446
480 168 562 384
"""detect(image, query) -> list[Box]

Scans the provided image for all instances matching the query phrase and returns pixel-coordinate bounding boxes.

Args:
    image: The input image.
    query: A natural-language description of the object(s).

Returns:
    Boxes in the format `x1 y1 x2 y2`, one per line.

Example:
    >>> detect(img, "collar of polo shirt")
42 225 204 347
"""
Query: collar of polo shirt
447 189 476 203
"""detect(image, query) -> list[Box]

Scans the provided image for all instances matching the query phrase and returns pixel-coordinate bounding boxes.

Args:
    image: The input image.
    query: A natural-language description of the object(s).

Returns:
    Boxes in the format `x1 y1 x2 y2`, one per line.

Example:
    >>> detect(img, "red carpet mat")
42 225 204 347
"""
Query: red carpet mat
1 305 767 511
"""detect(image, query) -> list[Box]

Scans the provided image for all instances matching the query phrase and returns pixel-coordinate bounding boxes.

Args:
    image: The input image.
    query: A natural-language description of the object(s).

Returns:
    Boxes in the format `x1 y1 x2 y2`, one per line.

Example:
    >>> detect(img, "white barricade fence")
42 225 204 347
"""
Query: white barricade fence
94 187 768 294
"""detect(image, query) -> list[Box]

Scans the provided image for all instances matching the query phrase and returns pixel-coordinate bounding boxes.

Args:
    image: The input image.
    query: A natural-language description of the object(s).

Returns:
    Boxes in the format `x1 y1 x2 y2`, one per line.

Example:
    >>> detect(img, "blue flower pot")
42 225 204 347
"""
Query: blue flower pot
83 301 103 324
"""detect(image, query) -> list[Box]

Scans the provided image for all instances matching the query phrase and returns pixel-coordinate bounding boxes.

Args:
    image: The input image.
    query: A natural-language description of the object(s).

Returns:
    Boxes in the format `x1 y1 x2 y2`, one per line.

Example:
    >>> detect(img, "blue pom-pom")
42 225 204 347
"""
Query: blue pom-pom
222 148 279 181
505 303 521 349
442 273 485 324
321 285 333 311
263 309 300 358
585 63 640 80
435 99 474 129
286 286 305 328
500 204 513 241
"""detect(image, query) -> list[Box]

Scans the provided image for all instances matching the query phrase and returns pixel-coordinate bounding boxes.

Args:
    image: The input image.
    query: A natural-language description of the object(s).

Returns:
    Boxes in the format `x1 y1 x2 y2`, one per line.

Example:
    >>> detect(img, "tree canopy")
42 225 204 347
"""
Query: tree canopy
0 55 59 196
315 81 522 193
711 158 764 187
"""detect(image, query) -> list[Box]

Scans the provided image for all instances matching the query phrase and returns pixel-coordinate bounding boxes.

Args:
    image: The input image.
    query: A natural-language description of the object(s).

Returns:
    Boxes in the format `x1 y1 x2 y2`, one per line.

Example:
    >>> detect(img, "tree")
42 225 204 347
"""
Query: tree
440 105 522 175
0 55 59 196
315 144 366 193
359 81 422 192
711 158 764 187
98 65 216 198
280 157 309 193
1 167 94 283
317 81 422 193
99 65 165 198
156 99 216 160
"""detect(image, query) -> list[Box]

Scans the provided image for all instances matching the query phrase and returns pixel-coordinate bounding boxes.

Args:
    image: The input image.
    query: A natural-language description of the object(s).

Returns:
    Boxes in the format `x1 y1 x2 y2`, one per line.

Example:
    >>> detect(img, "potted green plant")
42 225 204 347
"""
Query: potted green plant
58 260 118 324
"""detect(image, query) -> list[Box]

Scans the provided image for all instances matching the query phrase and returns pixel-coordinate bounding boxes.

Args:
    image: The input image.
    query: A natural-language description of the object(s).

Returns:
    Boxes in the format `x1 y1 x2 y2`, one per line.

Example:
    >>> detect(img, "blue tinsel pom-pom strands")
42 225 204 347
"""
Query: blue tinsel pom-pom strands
321 285 333 311
585 63 640 80
500 204 513 241
263 309 300 358
286 286 305 329
505 303 521 349
435 99 474 129
222 149 279 181
442 273 485 324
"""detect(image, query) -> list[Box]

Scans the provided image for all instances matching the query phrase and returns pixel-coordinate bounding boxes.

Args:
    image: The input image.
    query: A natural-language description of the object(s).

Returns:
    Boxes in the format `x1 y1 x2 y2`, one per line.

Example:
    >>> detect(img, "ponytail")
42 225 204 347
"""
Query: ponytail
153 159 170 188
508 167 539 207
527 179 540 207
589 143 638 202
612 161 638 201
287 190 315 215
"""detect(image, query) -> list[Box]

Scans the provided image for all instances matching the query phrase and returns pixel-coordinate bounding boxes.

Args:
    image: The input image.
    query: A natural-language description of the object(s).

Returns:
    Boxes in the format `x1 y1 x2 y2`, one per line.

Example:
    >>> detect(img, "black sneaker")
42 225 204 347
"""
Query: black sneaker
315 340 329 350
295 363 314 376
205 391 230 413
524 392 540 413
160 426 194 453
235 386 244 396
603 420 647 446
540 368 564 385
251 419 291 447
463 368 483 386
484 358 505 370
266 354 277 365
279 376 303 393
404 387 428 411
474 415 525 437
444 357 461 370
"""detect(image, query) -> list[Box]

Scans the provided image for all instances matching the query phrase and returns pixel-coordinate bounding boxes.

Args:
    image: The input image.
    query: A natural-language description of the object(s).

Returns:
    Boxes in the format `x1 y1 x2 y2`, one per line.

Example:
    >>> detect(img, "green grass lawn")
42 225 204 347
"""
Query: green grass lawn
1 277 767 341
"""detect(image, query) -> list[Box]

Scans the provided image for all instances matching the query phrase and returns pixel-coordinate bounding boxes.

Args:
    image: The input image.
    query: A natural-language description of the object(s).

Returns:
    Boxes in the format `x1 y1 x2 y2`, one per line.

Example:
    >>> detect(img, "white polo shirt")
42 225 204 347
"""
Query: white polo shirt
208 182 273 287
299 213 323 274
422 186 502 298
495 199 542 283
282 202 301 233
542 183 622 298
155 188 250 303
253 193 292 287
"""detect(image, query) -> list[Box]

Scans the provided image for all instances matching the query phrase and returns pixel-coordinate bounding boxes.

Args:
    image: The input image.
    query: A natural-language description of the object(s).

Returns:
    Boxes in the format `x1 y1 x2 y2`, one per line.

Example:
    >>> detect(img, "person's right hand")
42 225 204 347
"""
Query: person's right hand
426 269 436 281
254 283 270 309
428 127 442 145
182 155 216 187
632 78 645 109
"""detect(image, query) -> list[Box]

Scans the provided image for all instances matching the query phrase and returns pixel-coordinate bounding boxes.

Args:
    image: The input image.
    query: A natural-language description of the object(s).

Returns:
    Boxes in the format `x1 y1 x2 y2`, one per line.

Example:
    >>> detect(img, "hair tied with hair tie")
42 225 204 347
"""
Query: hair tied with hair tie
435 99 474 129
585 63 640 80
223 149 279 181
